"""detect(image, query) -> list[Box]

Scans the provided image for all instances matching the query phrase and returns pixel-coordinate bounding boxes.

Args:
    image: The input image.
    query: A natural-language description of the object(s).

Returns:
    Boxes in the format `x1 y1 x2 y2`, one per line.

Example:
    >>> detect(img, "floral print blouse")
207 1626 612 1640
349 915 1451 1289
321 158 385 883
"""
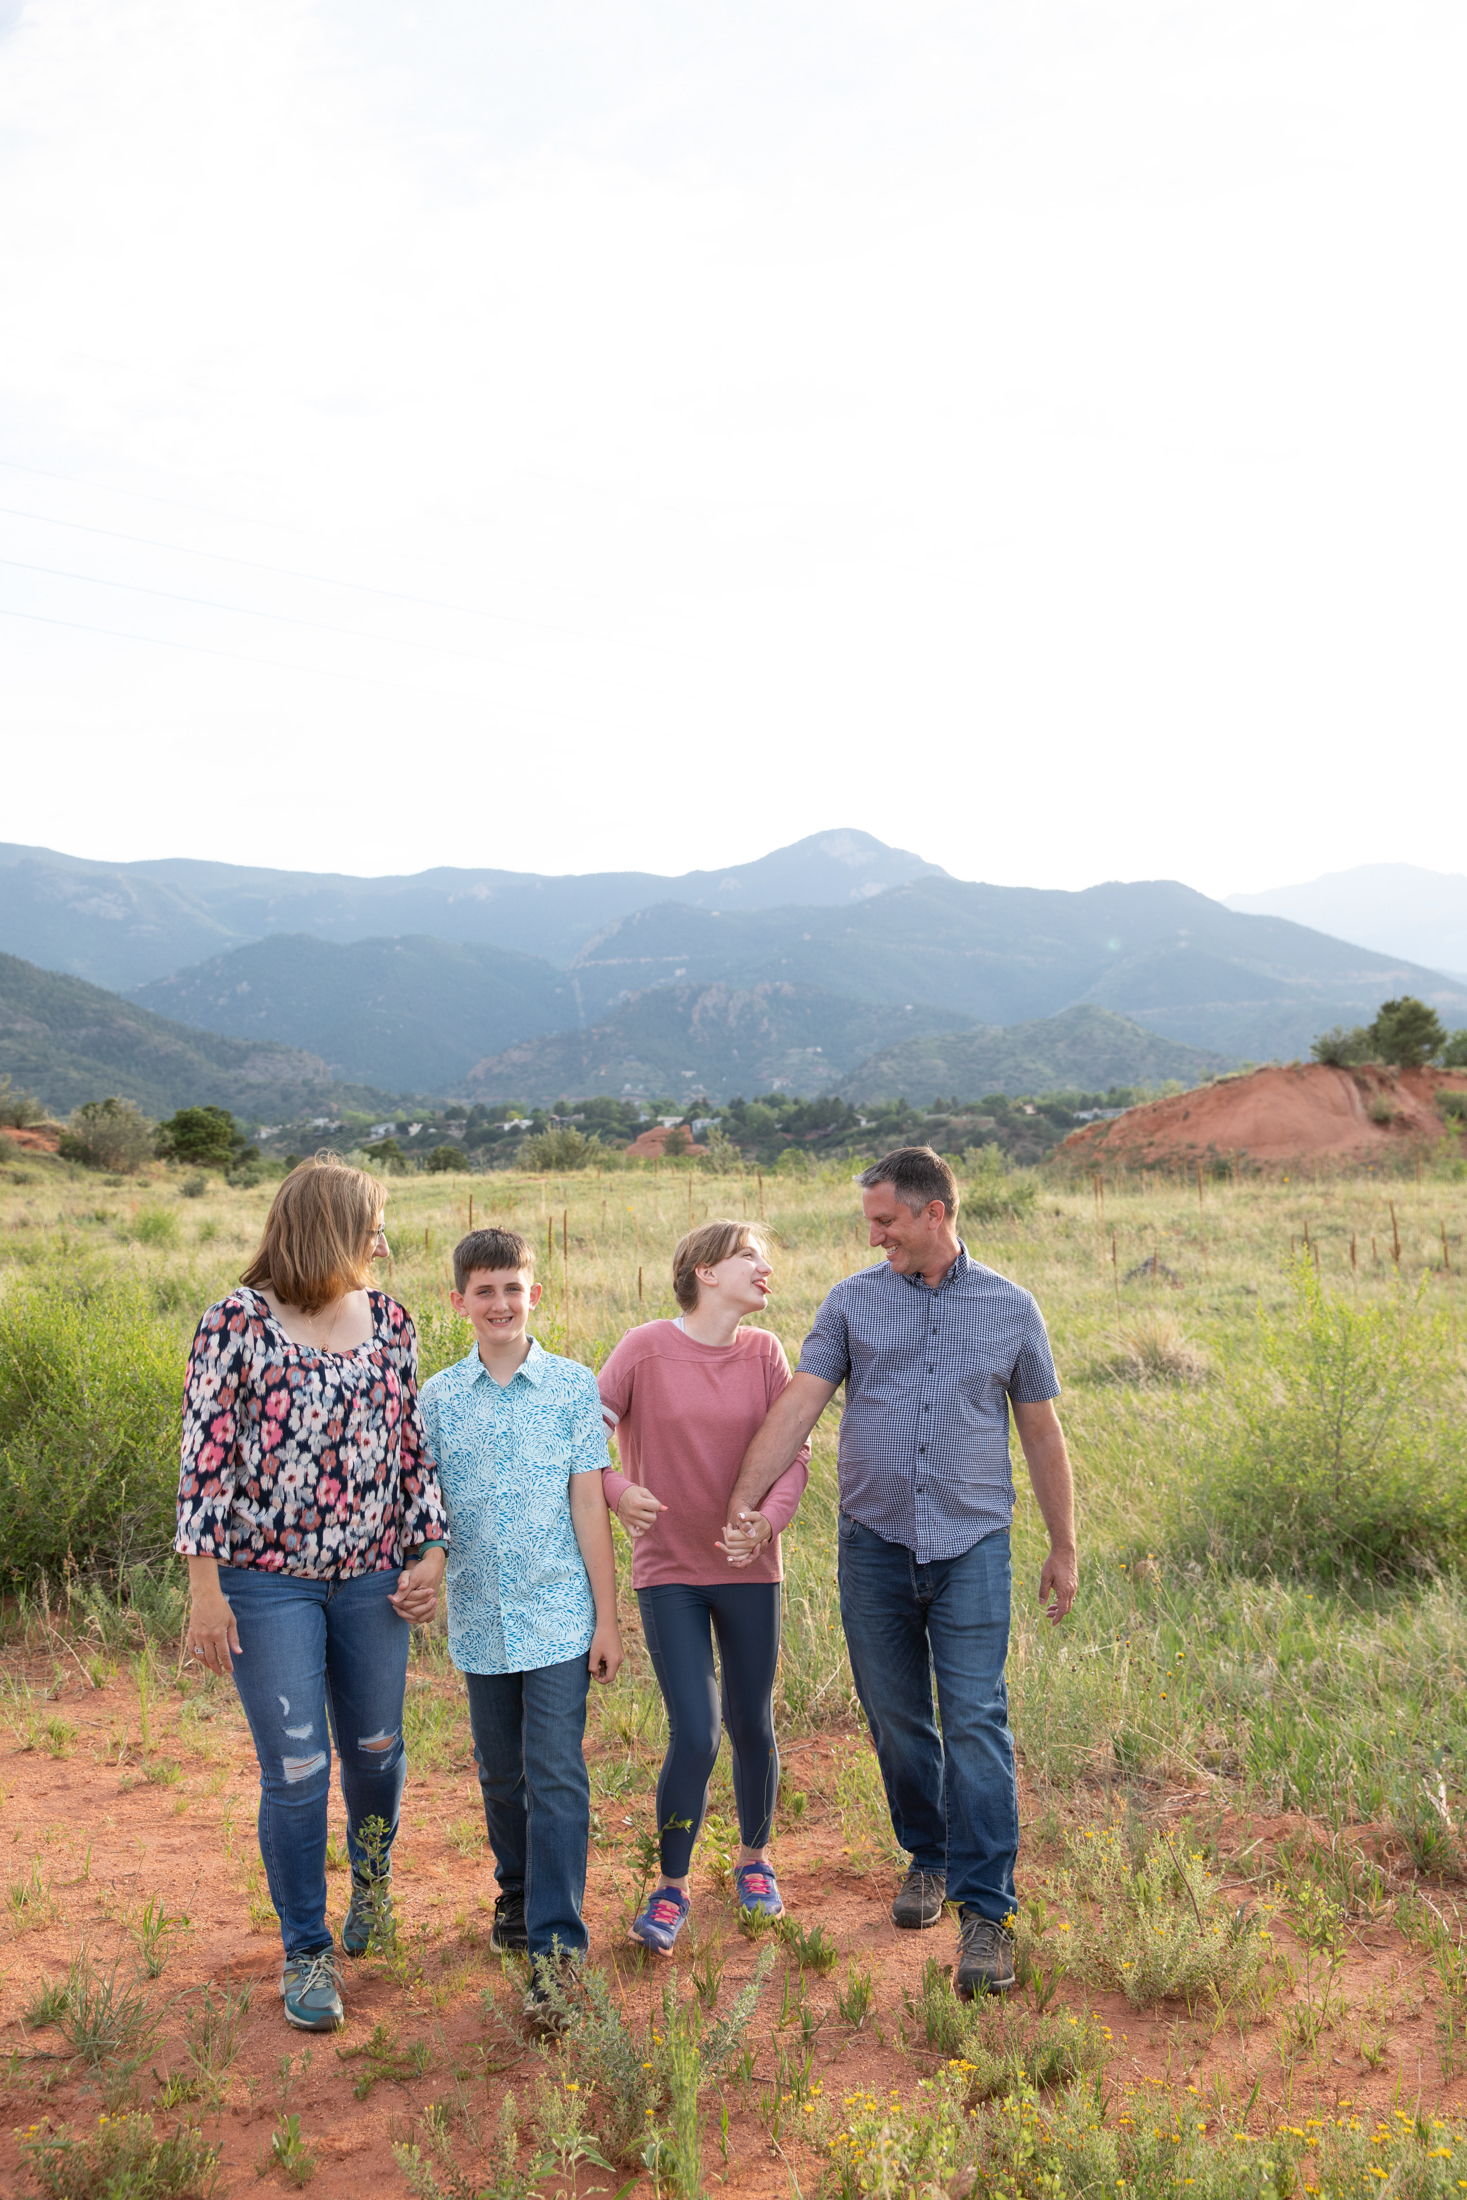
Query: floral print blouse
175 1287 448 1577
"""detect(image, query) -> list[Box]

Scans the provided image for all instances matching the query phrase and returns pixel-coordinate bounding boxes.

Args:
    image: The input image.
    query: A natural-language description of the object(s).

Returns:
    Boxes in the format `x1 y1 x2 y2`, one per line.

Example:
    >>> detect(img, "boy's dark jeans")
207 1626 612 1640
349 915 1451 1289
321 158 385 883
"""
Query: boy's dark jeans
464 1656 591 1957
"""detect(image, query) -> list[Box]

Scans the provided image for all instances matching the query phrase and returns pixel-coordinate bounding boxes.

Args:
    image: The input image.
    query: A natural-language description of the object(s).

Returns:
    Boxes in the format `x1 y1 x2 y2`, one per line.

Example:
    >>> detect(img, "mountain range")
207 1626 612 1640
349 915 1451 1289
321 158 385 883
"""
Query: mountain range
3 832 1465 1118
1226 864 1467 978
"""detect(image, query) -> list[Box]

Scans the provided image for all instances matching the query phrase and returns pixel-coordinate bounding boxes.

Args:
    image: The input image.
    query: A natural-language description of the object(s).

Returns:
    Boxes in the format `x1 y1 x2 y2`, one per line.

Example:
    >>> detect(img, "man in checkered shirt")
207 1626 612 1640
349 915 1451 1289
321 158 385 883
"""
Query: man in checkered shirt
720 1145 1077 2000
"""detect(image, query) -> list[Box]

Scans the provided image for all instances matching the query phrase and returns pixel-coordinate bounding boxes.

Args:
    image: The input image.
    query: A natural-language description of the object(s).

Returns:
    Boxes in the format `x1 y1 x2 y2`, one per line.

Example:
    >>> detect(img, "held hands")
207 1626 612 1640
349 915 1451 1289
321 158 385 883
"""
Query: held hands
588 1622 623 1685
1039 1543 1078 1625
391 1545 447 1624
717 1509 773 1568
616 1486 667 1539
187 1589 241 1675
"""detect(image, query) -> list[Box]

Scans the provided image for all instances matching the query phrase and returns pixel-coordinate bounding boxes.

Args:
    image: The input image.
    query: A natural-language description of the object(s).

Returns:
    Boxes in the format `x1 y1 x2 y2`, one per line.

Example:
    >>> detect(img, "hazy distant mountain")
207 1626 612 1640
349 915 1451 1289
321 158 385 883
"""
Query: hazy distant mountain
837 1005 1225 1107
0 830 944 991
462 983 971 1106
135 934 573 1091
0 953 381 1119
1226 865 1467 977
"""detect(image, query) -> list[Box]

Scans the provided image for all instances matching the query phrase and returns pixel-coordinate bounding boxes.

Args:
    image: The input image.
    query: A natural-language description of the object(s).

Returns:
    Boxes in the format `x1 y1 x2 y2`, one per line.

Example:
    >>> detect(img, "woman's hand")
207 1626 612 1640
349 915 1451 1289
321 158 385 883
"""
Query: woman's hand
716 1510 773 1568
616 1486 666 1539
186 1557 241 1675
391 1545 446 1624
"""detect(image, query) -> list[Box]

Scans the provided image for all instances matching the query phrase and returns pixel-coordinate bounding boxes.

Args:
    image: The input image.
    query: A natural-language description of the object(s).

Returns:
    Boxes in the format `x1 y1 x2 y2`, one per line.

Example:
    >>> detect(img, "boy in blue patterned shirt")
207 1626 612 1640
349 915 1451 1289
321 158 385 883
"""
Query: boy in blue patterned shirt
420 1227 621 2014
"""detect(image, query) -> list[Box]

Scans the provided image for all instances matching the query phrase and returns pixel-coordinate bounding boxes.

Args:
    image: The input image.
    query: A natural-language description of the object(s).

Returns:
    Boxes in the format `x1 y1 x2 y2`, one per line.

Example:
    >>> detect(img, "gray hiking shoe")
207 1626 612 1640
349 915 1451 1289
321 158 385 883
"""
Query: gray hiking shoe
280 1948 344 2031
340 1873 390 1958
891 1869 946 1930
954 1912 1016 1999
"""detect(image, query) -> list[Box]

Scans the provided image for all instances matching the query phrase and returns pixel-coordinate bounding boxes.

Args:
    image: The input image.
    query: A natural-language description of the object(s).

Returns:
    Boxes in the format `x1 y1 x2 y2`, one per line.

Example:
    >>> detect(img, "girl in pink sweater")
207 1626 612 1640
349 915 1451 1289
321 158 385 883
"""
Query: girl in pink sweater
599 1220 810 1953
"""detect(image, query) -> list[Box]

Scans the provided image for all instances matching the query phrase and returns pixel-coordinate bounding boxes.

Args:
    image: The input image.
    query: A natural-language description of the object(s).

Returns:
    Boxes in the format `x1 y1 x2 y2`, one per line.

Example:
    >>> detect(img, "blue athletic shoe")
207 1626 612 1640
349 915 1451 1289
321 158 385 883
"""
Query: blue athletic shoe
629 1885 691 1955
735 1863 784 1919
279 1948 344 2031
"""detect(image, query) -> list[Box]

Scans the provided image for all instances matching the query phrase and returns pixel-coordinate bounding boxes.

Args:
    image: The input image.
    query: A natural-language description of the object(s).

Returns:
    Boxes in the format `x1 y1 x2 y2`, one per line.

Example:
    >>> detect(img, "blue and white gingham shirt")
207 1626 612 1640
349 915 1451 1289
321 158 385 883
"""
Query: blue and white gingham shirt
797 1243 1059 1564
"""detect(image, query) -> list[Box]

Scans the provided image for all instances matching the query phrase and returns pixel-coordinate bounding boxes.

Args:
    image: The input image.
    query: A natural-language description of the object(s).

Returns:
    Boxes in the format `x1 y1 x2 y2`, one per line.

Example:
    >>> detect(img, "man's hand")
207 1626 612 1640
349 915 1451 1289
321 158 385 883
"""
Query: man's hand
588 1623 623 1685
1038 1544 1078 1624
616 1486 666 1539
391 1545 446 1624
716 1510 773 1568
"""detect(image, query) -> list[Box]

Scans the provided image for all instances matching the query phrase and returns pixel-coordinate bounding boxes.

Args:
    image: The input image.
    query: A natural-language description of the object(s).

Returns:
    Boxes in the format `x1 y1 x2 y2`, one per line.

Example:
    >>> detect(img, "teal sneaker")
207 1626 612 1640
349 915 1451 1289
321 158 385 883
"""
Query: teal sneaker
340 1874 390 1958
279 1948 344 2031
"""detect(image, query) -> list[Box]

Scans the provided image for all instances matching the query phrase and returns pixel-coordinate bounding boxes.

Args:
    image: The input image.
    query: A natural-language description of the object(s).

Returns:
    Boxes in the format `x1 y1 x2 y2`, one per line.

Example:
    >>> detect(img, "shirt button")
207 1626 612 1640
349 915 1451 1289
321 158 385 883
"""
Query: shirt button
918 1445 926 1454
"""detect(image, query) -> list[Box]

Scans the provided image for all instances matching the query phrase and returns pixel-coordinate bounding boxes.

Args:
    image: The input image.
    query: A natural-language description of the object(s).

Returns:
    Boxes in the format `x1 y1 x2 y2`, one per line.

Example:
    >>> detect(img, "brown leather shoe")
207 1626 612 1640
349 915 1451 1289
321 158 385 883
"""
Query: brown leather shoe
954 1912 1016 1998
891 1869 946 1930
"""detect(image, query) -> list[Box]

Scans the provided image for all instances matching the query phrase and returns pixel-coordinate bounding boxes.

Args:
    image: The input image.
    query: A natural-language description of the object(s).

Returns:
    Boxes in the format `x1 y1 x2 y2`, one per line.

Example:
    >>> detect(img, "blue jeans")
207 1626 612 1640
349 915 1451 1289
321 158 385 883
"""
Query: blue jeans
837 1514 1018 1923
637 1581 782 1877
464 1658 591 1957
220 1565 410 1961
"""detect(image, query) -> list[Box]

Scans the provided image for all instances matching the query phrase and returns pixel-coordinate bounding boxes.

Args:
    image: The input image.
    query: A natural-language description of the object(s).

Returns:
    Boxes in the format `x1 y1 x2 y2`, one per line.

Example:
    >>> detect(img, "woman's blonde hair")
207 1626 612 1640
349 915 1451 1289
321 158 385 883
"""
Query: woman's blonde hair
671 1220 768 1313
240 1154 387 1315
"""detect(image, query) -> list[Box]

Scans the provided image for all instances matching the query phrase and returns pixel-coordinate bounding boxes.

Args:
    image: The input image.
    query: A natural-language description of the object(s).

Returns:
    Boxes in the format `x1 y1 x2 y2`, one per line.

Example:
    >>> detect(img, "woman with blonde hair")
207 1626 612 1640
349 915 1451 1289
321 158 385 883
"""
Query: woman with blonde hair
176 1156 446 2033
598 1220 809 1954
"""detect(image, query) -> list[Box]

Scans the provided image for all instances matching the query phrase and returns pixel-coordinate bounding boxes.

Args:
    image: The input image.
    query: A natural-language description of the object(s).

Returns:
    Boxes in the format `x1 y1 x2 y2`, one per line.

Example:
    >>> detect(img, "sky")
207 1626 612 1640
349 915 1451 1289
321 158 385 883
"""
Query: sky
1 0 1462 900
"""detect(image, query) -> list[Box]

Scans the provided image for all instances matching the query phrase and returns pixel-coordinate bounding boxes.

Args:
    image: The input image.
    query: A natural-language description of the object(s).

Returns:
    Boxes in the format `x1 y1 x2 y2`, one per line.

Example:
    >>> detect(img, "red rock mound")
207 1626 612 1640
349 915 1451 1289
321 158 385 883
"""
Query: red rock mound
1060 1062 1467 1171
0 1123 60 1153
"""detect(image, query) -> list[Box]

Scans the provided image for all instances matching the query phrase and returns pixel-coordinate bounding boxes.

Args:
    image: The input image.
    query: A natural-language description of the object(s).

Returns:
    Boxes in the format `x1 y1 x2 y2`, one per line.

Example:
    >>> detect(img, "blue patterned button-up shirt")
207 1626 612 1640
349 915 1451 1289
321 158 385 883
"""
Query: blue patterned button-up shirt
797 1243 1059 1564
419 1338 610 1676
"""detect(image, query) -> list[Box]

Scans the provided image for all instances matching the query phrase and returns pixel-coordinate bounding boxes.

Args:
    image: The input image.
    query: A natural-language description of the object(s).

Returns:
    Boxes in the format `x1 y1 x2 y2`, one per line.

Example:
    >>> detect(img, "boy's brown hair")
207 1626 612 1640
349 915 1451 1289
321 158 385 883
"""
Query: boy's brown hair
671 1220 768 1313
453 1226 536 1295
241 1154 386 1316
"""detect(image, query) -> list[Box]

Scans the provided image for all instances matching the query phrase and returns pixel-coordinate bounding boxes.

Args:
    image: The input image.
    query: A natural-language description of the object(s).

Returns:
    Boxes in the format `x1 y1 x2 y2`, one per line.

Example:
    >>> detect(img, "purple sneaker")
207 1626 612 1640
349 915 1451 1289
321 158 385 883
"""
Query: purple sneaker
630 1885 691 1955
735 1863 784 1919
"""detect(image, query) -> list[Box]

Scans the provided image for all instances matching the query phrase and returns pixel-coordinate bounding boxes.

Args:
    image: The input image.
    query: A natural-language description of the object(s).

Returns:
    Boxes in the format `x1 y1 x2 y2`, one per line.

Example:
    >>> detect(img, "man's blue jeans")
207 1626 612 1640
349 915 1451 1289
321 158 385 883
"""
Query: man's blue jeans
837 1513 1018 1923
220 1565 410 1961
464 1657 591 1958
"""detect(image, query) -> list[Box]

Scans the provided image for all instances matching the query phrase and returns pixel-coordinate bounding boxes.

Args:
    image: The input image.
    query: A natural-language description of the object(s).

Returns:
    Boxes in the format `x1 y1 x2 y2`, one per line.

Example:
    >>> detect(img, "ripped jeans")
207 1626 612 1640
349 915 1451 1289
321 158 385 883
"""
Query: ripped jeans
219 1564 410 1961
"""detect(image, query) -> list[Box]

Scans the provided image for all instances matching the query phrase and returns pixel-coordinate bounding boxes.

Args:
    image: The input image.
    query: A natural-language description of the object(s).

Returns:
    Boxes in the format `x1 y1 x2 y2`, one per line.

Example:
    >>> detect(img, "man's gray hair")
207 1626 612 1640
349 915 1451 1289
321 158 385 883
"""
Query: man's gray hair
857 1146 959 1217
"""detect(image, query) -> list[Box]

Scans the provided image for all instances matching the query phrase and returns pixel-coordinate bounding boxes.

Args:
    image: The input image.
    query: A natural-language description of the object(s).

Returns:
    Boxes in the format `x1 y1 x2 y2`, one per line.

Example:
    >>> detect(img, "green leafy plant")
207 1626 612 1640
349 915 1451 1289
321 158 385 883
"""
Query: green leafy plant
269 2115 317 2187
130 1893 191 1977
777 1916 838 1973
22 2111 220 2200
182 1978 255 2101
37 1945 160 2070
336 2021 432 2100
59 1097 156 1173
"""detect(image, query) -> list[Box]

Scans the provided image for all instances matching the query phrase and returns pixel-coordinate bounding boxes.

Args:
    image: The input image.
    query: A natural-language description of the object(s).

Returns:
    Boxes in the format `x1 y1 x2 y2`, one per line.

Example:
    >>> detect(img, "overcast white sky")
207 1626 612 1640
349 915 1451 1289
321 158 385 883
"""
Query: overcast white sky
1 0 1462 898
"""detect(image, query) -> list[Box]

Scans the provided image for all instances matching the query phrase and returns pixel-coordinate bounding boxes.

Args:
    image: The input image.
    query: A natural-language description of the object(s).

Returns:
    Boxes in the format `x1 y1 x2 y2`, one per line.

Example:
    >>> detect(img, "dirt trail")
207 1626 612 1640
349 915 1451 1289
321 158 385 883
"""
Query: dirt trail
3 1653 1466 2199
1062 1062 1467 1171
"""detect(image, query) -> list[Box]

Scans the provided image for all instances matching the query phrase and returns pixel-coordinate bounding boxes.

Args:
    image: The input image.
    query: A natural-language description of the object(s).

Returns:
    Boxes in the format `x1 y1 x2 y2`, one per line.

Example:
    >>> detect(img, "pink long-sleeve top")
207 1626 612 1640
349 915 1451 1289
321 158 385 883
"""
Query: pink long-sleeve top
598 1319 811 1589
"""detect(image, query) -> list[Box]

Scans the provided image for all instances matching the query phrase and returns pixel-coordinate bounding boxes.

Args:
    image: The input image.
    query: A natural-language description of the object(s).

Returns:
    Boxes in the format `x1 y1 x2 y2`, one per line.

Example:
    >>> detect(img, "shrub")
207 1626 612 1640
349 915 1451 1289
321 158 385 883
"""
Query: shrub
1310 1024 1371 1067
0 1271 184 1588
1368 995 1447 1069
424 1144 468 1173
156 1106 246 1168
1177 1262 1467 1581
133 1207 182 1249
1443 1029 1467 1068
521 1126 597 1171
0 1073 47 1128
60 1096 156 1173
961 1142 1037 1221
22 2110 219 2200
1114 1313 1206 1385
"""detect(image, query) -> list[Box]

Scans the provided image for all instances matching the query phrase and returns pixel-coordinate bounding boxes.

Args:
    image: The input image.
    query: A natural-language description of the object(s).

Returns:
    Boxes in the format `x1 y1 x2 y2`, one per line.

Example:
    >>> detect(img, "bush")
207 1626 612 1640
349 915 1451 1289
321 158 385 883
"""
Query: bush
59 1097 156 1173
961 1142 1038 1222
1309 1024 1371 1067
133 1207 181 1250
22 2110 219 2200
1443 1029 1467 1068
1177 1263 1467 1582
0 1073 47 1128
521 1127 598 1171
156 1106 247 1168
0 1271 185 1588
424 1144 468 1173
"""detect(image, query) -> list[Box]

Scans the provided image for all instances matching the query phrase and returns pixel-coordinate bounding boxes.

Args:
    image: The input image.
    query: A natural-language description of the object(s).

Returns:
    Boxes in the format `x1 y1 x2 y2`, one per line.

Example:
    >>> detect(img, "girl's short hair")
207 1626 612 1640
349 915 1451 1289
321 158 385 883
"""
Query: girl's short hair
240 1154 387 1315
671 1220 767 1313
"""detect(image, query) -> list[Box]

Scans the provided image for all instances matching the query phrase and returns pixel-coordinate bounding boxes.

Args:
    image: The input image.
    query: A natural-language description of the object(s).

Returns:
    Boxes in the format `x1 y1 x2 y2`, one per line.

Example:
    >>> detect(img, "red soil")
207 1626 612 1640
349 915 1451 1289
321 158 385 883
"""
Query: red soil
3 1651 1466 2200
624 1125 693 1159
1 1125 61 1153
1062 1062 1467 1171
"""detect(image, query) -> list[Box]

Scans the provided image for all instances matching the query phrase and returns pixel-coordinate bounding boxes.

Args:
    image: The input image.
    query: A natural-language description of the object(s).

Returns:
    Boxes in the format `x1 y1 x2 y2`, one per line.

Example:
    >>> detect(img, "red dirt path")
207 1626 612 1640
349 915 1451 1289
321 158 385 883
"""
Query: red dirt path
3 1653 1466 2200
1062 1063 1467 1171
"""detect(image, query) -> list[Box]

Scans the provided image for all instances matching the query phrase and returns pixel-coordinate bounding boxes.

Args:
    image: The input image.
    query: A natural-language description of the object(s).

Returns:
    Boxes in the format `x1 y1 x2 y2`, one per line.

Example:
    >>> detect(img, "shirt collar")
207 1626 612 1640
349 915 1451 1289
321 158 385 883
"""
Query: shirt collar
900 1239 972 1291
460 1335 547 1387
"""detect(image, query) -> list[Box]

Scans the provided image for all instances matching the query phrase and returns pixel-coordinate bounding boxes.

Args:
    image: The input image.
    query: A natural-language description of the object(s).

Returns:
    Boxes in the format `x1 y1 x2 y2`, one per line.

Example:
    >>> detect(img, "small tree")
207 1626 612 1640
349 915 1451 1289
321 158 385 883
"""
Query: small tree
59 1096 156 1173
1441 1029 1467 1068
521 1126 596 1171
425 1143 468 1173
156 1104 247 1168
1366 996 1446 1070
365 1136 406 1172
661 1125 693 1159
0 1076 46 1129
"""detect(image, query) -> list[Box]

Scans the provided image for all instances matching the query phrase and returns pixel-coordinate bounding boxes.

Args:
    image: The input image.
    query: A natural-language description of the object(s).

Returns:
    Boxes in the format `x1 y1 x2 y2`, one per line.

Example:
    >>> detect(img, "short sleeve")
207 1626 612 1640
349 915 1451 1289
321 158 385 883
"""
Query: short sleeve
569 1366 614 1478
596 1333 636 1434
796 1283 852 1388
1005 1294 1060 1404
